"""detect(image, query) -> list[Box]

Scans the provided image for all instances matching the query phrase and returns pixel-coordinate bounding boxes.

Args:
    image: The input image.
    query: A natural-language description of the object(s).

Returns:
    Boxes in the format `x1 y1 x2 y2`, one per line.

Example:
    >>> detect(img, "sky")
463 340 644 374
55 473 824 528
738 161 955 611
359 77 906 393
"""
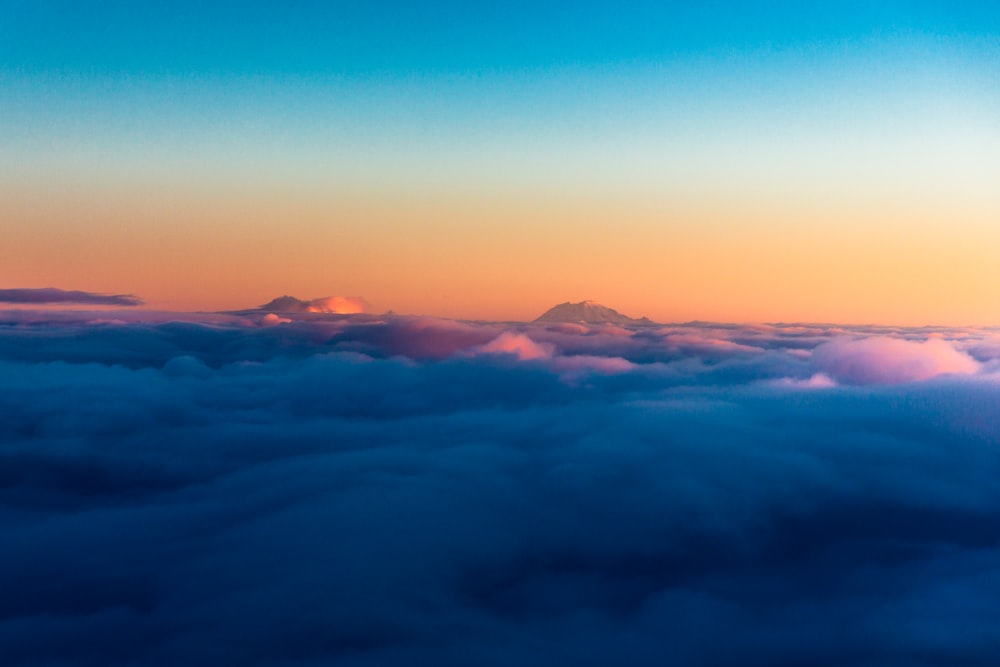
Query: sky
2 1 999 322
4 7 1000 660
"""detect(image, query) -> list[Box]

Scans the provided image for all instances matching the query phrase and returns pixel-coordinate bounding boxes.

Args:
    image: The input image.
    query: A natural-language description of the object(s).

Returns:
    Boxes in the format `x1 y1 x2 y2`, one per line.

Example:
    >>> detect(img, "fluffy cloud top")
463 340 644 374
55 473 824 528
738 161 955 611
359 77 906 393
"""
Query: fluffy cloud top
2 313 1000 665
814 336 980 384
478 332 553 360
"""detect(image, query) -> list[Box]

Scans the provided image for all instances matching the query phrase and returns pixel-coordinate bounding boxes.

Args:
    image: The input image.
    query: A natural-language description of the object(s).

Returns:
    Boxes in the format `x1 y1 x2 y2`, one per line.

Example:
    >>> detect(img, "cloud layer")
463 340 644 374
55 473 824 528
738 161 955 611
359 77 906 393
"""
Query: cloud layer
1 311 999 665
0 287 143 307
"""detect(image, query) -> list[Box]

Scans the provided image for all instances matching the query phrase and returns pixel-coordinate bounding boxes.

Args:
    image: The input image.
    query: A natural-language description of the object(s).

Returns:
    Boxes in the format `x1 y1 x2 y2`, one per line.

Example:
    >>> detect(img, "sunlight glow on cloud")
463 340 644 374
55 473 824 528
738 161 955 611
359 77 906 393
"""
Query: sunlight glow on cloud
813 336 980 385
305 296 369 314
478 332 553 360
254 295 370 314
259 313 292 326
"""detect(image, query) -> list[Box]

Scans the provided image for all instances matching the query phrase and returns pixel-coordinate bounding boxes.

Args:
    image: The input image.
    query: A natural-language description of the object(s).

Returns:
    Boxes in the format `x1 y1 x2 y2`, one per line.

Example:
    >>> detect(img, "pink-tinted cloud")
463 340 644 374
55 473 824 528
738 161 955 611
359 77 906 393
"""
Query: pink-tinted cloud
305 296 370 314
478 332 553 360
260 313 292 326
813 337 980 385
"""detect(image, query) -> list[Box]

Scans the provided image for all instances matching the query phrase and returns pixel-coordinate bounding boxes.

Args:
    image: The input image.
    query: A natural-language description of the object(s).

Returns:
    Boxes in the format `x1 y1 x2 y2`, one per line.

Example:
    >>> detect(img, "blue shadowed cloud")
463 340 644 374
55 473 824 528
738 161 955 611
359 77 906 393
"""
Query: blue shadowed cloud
1 311 999 664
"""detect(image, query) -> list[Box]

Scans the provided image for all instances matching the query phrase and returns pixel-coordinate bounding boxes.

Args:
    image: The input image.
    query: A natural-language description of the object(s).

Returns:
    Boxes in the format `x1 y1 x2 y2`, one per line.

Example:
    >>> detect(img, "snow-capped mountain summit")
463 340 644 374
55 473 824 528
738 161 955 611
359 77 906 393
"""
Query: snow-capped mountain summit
534 300 654 326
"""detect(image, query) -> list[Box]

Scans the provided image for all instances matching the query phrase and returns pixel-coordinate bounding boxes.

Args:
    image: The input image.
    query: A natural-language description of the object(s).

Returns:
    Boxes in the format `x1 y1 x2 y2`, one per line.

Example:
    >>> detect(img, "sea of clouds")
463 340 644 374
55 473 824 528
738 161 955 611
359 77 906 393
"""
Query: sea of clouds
2 308 1000 665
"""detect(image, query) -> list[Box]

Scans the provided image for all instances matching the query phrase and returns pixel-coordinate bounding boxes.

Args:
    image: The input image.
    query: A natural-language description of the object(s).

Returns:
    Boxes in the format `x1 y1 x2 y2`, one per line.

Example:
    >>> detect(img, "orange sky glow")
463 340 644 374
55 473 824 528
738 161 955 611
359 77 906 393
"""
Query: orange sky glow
3 178 997 325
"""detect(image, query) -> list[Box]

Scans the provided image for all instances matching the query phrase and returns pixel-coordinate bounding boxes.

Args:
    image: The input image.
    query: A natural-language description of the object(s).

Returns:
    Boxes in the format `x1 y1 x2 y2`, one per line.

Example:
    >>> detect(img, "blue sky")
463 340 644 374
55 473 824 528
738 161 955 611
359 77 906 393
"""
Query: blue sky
5 0 996 189
4 1 999 75
2 1 999 320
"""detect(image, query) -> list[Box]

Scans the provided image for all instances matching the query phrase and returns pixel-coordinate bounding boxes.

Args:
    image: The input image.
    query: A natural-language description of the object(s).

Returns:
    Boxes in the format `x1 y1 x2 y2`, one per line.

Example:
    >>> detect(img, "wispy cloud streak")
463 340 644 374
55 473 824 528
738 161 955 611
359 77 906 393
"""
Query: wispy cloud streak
0 287 143 307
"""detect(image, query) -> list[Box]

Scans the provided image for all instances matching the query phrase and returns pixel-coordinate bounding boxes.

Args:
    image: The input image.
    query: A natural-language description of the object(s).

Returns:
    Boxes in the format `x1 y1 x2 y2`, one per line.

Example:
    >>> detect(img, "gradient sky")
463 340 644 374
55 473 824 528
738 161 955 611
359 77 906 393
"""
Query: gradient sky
2 1 999 323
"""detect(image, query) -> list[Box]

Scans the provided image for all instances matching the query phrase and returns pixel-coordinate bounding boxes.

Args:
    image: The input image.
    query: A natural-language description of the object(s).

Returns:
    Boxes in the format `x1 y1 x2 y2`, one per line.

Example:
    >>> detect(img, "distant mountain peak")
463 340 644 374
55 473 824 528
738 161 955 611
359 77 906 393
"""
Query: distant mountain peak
256 295 369 314
259 295 309 312
534 301 655 326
